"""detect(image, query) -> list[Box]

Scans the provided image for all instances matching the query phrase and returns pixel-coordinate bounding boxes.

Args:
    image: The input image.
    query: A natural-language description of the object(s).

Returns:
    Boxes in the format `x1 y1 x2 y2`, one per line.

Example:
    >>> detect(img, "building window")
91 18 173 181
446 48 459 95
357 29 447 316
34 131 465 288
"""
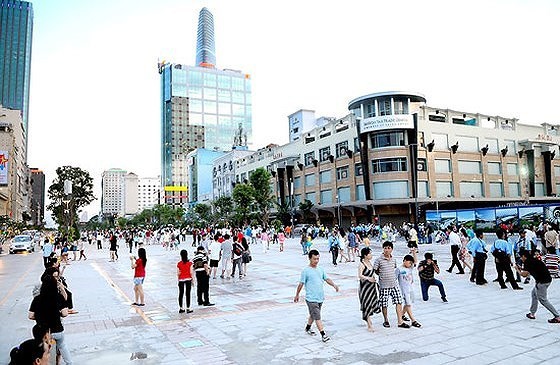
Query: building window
489 182 503 197
436 181 453 198
555 166 560 177
355 163 363 176
434 159 451 173
487 162 502 175
304 151 315 166
336 166 349 180
356 185 365 200
417 158 427 172
366 103 376 118
378 99 391 116
305 174 315 186
293 177 301 189
458 160 482 174
319 147 331 162
320 190 332 204
319 170 331 184
508 183 521 198
294 194 302 205
373 181 408 199
418 181 429 198
305 192 316 204
393 100 407 115
370 131 405 149
432 133 449 151
336 141 349 158
503 140 517 154
337 187 351 203
460 181 483 198
535 183 545 197
372 158 407 173
507 163 518 175
457 136 479 152
484 138 499 154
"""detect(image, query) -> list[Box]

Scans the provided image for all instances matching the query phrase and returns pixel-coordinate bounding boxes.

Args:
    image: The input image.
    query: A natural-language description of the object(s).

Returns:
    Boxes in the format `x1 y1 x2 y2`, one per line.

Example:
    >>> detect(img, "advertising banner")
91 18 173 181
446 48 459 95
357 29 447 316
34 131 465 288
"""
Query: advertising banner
0 151 8 185
359 114 414 134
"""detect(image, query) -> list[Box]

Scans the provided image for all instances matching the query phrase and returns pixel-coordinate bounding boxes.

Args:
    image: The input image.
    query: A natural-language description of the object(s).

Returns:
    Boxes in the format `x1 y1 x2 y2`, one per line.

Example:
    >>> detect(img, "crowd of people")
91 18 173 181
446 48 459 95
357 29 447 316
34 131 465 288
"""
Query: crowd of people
9 220 560 362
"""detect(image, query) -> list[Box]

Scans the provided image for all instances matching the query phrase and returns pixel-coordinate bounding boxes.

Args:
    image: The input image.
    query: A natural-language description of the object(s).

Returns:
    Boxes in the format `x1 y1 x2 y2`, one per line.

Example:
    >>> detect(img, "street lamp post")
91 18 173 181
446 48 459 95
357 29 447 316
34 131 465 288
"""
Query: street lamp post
62 180 73 239
335 194 342 228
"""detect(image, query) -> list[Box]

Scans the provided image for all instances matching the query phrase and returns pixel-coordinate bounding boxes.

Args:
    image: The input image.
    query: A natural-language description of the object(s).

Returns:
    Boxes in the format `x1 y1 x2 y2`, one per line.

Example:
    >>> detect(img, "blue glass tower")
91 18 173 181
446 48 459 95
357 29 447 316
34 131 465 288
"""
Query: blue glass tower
0 0 33 151
195 7 216 68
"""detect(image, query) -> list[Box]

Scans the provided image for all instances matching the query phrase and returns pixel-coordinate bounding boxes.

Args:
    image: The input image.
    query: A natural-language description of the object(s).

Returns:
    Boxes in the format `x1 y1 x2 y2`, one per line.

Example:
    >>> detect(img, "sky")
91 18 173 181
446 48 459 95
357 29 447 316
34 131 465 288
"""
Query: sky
27 0 560 221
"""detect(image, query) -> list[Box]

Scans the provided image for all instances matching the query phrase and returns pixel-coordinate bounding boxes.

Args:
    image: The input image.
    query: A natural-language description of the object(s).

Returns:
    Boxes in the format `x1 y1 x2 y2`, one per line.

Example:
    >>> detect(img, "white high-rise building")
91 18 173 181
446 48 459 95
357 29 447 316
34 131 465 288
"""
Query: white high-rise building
124 173 139 215
101 168 126 216
138 176 161 211
288 109 334 143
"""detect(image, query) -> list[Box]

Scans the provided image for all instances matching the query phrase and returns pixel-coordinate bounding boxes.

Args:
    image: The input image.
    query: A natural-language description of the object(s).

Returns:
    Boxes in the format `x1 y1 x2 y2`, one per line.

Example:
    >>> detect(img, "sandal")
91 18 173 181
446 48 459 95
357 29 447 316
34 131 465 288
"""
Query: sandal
547 317 560 323
398 323 410 329
526 313 536 320
411 321 422 328
383 321 390 328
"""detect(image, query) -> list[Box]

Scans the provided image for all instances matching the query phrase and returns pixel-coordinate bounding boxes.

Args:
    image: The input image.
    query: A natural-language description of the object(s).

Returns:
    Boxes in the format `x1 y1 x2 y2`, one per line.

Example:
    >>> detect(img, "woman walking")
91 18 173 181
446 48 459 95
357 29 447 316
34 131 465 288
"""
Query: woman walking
358 247 380 331
177 249 194 313
131 248 147 306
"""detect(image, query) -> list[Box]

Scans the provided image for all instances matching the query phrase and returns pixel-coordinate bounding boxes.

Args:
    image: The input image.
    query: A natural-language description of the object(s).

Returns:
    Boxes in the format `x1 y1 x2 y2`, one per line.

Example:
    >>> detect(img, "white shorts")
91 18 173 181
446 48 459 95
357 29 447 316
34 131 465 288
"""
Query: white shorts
402 289 414 306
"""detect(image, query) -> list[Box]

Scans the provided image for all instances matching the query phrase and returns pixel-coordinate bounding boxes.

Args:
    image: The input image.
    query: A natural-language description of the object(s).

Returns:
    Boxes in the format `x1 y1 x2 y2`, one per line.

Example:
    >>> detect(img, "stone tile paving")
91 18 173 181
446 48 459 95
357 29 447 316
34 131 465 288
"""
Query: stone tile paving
51 237 560 364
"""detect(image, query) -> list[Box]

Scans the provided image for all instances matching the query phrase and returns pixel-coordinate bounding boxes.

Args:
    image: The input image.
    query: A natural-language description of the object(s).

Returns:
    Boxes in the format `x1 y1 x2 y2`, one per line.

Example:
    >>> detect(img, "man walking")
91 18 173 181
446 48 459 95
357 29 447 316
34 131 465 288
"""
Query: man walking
42 238 53 268
516 249 560 323
467 229 488 285
294 249 339 342
446 225 464 274
373 242 410 328
490 229 522 290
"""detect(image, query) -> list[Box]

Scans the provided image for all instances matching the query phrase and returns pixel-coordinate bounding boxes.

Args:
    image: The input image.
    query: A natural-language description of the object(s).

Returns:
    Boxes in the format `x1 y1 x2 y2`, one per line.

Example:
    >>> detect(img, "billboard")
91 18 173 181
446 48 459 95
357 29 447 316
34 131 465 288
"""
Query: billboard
0 151 8 185
359 115 413 134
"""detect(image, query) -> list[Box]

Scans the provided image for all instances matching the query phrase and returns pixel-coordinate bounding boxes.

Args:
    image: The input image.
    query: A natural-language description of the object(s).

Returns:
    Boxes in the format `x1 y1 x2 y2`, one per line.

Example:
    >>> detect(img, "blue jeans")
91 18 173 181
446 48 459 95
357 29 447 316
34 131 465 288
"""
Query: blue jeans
420 278 446 301
52 331 72 364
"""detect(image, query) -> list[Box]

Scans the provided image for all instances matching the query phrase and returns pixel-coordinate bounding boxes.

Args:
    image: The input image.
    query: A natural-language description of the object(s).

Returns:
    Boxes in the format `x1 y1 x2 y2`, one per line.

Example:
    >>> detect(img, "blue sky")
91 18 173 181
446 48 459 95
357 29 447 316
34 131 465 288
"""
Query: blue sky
27 0 560 218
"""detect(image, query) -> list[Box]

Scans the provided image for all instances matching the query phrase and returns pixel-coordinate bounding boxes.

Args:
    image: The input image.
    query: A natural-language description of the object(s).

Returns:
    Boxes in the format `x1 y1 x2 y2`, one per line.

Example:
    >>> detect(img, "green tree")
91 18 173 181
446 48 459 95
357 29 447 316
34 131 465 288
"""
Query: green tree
299 199 314 224
212 196 233 226
47 166 95 238
232 183 255 225
249 168 273 225
193 203 211 225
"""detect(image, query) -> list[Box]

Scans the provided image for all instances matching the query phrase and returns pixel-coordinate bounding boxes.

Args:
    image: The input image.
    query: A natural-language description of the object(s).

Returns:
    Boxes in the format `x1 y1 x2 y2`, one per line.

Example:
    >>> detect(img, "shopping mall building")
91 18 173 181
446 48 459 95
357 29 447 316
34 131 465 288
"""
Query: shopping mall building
231 91 560 226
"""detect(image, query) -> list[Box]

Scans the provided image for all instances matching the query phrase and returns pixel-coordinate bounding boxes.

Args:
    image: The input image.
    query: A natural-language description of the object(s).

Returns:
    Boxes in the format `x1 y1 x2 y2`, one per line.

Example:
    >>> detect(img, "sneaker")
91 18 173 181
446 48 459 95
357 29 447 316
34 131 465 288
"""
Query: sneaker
186 309 194 314
322 334 330 342
203 303 215 307
402 315 410 322
179 309 185 313
526 313 536 320
383 321 390 328
305 328 317 336
442 298 448 303
524 278 530 284
398 323 411 329
446 269 452 273
411 321 422 328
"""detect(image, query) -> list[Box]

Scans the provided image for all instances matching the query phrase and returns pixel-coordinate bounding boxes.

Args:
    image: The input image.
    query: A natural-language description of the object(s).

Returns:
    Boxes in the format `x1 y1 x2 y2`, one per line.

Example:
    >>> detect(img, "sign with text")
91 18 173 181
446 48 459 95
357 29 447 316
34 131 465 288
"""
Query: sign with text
359 115 414 134
0 151 8 185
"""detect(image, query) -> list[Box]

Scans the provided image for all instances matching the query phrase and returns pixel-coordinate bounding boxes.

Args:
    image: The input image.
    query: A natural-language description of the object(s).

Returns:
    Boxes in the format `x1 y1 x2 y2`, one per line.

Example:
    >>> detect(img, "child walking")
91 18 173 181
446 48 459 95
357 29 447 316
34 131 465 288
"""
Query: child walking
397 254 421 327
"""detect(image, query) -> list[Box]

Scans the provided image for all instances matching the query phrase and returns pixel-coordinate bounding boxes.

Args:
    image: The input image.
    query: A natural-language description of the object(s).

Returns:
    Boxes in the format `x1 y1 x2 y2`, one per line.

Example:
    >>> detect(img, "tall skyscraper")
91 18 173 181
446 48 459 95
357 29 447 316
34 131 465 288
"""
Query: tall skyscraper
196 7 216 68
101 168 126 216
30 167 45 226
159 7 252 205
0 0 33 153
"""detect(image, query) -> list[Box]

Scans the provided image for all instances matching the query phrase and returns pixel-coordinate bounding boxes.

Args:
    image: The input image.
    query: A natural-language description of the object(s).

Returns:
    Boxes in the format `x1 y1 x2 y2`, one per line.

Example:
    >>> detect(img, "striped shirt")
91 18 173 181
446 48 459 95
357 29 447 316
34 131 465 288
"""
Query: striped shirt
373 255 398 289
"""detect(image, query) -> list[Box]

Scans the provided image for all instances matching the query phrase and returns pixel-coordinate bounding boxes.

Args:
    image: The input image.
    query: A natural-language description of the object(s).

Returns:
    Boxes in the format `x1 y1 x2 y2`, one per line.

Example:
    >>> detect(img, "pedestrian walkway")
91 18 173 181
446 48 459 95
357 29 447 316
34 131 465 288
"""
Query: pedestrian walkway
3 237 560 364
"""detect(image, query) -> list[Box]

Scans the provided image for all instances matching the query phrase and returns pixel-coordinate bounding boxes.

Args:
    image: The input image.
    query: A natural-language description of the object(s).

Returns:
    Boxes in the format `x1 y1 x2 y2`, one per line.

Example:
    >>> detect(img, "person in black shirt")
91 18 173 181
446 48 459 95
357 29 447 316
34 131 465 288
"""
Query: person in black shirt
516 249 560 323
193 246 214 306
29 267 73 364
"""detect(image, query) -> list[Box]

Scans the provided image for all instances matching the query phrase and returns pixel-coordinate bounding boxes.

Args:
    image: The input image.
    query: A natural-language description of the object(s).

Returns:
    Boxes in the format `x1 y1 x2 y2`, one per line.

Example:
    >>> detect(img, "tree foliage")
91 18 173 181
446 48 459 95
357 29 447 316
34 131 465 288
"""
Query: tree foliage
47 166 95 237
249 168 273 225
232 183 255 225
299 199 314 224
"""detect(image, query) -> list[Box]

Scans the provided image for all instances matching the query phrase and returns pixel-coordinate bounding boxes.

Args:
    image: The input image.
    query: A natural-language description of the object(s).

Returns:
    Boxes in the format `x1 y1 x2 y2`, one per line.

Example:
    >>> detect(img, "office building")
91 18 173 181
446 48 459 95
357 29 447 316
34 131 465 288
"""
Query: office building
101 168 126 216
288 109 334 143
0 1 33 153
234 91 560 226
159 7 252 206
0 106 28 220
186 148 224 205
212 147 253 199
30 167 44 226
124 172 138 215
138 176 161 211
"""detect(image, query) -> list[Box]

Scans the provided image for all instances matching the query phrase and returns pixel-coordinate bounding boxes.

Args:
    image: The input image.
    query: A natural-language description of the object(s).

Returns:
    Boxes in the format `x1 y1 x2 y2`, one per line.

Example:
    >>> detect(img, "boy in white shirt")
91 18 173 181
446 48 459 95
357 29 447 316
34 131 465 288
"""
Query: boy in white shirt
397 253 421 328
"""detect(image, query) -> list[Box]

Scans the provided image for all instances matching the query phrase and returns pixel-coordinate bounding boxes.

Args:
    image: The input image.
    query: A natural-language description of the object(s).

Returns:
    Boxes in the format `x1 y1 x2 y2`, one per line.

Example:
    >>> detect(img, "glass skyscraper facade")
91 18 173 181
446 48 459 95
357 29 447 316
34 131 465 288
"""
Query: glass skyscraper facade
0 0 33 149
195 7 216 67
160 7 252 205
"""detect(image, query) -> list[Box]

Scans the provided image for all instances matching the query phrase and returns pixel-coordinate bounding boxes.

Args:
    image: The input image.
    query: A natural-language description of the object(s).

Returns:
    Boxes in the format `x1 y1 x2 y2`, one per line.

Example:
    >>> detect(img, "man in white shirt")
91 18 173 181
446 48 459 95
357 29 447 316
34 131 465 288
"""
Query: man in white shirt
208 234 222 279
446 225 465 274
525 226 537 253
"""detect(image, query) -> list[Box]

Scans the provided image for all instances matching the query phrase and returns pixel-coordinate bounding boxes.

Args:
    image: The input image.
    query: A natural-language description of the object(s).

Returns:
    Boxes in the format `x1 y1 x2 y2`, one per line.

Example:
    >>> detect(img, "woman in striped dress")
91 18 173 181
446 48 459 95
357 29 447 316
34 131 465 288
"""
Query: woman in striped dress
358 247 380 331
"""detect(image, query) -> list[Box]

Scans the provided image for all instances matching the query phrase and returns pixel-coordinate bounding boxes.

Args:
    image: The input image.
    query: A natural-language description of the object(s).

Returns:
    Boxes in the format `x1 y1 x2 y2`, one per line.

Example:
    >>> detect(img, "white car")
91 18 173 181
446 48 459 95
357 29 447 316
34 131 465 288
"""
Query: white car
9 235 35 254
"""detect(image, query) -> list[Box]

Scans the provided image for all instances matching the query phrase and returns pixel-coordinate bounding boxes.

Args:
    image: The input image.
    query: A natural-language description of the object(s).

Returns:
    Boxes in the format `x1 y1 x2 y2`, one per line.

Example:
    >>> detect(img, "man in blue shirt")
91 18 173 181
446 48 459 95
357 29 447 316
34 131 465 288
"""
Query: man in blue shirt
491 229 523 290
467 229 488 285
327 231 340 266
294 249 339 343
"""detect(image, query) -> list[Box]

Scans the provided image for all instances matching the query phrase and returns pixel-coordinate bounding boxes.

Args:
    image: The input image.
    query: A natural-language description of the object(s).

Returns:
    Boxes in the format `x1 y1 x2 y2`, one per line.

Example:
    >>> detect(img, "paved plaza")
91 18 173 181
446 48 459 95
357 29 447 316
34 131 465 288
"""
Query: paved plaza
1 236 560 364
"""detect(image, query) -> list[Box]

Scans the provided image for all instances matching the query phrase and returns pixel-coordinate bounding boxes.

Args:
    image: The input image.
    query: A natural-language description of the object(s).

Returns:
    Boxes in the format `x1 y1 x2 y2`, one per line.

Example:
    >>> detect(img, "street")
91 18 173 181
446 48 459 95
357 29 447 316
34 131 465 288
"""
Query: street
1 237 560 364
